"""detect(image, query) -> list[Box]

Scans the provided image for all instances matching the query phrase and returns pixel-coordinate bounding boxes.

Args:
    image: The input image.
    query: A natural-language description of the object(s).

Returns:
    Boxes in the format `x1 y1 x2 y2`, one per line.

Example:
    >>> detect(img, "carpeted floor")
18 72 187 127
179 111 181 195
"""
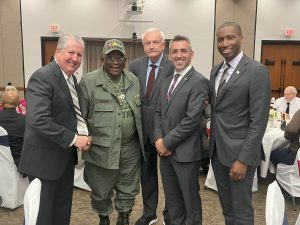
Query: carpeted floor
0 172 299 225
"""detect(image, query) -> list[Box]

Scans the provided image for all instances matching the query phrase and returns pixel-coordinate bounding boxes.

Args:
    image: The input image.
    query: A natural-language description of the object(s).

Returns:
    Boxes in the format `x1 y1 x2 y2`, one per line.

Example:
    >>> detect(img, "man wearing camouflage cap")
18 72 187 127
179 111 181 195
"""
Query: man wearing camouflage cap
79 39 145 225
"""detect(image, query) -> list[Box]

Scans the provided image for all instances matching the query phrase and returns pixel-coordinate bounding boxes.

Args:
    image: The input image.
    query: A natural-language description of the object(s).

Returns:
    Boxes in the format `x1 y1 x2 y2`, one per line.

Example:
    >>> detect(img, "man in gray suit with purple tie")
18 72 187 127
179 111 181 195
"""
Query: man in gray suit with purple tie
154 35 209 225
209 22 271 225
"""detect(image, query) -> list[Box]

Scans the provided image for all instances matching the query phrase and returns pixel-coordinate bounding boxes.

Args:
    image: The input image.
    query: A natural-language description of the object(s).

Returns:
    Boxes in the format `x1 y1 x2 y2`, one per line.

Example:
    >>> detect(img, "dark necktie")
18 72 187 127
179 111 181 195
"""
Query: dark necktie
145 64 157 100
67 76 88 135
217 63 231 96
167 74 180 101
285 102 290 114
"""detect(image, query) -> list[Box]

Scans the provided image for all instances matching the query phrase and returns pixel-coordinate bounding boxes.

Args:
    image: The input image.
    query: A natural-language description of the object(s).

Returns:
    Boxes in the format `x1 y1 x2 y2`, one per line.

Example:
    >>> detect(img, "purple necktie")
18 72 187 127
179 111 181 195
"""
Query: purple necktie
167 74 180 101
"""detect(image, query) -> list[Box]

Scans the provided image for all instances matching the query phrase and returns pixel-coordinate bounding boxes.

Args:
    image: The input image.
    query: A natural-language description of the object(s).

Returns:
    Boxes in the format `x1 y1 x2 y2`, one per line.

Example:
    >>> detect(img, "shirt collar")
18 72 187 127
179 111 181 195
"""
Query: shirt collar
148 53 163 67
54 58 71 81
174 64 192 77
223 51 243 69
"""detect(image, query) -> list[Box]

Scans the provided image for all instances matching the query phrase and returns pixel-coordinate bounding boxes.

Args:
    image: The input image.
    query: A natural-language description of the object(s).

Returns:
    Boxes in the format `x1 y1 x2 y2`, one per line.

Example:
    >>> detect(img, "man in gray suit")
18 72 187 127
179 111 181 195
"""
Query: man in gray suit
209 22 271 225
18 34 91 225
129 28 172 225
154 35 209 225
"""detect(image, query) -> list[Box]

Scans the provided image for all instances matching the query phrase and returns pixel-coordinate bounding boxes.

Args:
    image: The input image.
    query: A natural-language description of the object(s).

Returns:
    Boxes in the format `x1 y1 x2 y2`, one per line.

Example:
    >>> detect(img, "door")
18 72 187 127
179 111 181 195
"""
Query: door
41 37 58 66
261 41 300 98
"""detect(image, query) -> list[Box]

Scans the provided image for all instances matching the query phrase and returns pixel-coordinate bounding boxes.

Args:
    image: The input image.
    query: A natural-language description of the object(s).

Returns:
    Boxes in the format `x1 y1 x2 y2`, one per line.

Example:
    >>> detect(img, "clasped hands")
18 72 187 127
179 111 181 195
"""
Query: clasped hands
75 135 92 152
155 138 172 157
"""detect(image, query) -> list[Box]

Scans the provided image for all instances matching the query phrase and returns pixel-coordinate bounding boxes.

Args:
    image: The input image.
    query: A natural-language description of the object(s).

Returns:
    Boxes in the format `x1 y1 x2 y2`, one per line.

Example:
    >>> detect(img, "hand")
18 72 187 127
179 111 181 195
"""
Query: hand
74 135 91 151
155 138 172 157
81 136 92 152
230 160 248 182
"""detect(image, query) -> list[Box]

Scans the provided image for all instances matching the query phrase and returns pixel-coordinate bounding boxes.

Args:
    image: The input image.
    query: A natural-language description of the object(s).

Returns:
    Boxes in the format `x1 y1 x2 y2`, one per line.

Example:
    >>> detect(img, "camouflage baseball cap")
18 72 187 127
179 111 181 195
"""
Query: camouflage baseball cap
102 39 126 55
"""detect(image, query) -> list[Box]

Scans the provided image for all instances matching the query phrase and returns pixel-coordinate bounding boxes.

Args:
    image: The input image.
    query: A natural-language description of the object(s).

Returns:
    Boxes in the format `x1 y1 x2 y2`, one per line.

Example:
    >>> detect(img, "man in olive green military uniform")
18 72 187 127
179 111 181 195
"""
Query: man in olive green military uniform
79 39 145 225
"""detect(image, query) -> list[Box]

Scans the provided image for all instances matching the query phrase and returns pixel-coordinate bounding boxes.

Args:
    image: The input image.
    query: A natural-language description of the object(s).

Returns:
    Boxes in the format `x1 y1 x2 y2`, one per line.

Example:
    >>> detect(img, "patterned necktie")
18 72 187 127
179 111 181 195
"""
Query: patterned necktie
145 64 157 100
217 63 231 96
167 74 180 101
67 76 89 135
285 102 290 114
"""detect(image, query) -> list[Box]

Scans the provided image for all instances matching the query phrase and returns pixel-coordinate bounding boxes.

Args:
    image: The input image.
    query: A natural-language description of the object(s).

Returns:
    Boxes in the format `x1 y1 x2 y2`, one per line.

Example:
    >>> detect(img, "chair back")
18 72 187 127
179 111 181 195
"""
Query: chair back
24 178 41 225
0 126 29 209
0 126 13 162
276 149 300 197
265 180 288 225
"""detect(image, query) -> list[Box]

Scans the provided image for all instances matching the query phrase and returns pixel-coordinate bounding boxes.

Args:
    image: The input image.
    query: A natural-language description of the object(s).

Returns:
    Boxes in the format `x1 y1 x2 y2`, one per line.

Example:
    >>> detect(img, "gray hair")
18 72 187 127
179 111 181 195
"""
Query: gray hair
5 85 18 92
56 34 85 50
285 86 297 95
169 35 192 51
142 28 165 43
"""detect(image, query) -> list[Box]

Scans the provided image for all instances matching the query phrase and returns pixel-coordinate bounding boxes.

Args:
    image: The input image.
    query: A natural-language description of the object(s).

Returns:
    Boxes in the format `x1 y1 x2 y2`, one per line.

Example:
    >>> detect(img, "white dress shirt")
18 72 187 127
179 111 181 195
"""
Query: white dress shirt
273 96 300 116
215 51 243 95
167 64 192 94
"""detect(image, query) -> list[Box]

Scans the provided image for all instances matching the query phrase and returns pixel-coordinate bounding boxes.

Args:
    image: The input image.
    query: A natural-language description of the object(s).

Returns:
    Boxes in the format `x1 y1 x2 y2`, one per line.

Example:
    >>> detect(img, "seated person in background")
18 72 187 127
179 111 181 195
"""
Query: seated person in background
4 85 27 115
273 86 300 116
5 84 18 92
270 109 300 166
0 90 25 167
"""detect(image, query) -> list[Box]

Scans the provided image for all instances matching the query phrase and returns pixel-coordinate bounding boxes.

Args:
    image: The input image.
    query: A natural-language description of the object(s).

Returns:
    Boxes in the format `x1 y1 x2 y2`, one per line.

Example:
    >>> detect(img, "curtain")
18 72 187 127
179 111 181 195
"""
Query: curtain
83 39 169 74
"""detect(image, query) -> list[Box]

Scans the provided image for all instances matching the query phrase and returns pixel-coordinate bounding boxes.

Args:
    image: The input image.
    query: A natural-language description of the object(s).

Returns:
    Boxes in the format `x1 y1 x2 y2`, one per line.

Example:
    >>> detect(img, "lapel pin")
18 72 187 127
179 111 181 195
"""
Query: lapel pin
236 70 240 74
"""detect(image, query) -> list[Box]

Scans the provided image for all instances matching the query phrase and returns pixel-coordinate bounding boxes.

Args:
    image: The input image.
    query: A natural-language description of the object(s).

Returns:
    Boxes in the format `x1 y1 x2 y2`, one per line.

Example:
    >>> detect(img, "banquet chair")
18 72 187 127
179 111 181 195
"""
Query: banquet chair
204 162 258 192
74 151 91 191
24 178 41 225
0 126 29 209
265 180 288 225
295 213 300 225
276 149 300 210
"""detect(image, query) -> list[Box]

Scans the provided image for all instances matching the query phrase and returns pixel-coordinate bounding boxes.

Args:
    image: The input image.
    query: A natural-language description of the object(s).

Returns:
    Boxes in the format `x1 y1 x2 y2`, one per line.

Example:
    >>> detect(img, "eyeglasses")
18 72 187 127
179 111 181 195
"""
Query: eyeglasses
143 40 162 46
105 56 127 63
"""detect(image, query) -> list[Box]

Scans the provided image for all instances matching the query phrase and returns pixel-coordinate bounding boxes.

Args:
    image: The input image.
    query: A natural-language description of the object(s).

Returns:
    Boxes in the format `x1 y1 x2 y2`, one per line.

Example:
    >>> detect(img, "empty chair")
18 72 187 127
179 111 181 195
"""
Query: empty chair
276 149 300 210
0 126 29 209
74 151 91 191
266 180 288 225
24 178 41 225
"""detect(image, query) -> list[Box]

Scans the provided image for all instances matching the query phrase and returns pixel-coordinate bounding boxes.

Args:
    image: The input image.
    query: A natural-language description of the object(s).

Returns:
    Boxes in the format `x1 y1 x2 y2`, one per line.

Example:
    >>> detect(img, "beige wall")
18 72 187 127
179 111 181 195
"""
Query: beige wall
214 0 257 65
0 0 24 98
0 0 258 93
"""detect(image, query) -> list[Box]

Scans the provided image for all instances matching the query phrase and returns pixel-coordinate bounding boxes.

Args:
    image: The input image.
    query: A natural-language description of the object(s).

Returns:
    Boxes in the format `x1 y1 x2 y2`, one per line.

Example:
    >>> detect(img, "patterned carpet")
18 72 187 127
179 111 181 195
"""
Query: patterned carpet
0 172 299 225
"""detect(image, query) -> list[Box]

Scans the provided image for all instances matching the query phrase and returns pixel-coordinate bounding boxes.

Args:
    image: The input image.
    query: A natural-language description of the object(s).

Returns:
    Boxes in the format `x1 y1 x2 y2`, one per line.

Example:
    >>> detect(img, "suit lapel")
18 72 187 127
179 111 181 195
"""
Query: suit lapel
50 61 76 116
211 64 222 105
140 57 148 97
145 55 171 101
164 67 194 113
216 55 249 102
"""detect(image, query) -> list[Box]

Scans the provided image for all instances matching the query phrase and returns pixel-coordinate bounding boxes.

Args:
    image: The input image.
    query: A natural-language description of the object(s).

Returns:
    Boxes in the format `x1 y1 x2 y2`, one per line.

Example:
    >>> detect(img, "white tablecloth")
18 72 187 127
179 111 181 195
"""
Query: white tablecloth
260 128 289 178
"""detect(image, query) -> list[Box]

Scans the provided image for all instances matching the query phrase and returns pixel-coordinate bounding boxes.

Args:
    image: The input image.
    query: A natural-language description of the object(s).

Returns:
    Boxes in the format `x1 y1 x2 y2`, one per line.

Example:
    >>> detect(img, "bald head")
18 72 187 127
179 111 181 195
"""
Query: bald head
284 86 297 102
1 90 20 108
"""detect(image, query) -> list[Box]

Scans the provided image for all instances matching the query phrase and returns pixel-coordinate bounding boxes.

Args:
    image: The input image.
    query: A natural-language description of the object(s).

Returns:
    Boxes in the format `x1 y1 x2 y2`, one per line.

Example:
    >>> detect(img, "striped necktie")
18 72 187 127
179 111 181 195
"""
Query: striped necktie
67 76 89 136
167 74 180 101
217 63 231 96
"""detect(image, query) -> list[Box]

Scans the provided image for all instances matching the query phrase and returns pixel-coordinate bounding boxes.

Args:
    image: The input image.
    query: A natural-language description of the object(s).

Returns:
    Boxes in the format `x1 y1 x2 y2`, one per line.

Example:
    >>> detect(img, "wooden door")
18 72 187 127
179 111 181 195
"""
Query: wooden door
41 37 58 66
261 41 300 98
